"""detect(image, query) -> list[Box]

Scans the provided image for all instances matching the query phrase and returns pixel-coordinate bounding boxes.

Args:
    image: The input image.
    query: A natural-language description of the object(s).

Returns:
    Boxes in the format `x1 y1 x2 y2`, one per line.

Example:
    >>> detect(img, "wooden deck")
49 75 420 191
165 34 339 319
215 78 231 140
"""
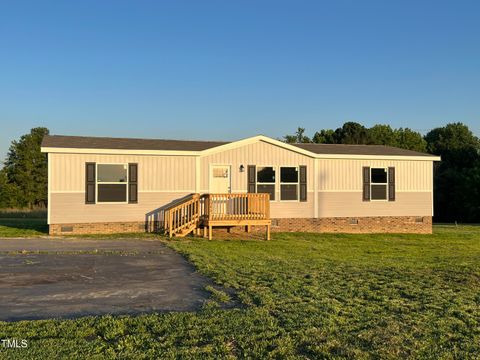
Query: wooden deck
163 193 271 240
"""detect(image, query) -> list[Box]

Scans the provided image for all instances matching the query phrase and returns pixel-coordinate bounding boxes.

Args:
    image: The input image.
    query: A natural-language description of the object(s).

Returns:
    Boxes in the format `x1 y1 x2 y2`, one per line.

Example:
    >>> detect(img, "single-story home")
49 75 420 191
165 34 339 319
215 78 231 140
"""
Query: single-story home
41 134 440 236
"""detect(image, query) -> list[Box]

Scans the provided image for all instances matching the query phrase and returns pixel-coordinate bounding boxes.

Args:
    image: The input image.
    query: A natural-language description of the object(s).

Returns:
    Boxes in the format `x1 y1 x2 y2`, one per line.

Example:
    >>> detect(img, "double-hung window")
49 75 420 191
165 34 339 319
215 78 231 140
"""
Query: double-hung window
97 164 128 203
256 167 276 200
370 168 388 200
280 167 299 200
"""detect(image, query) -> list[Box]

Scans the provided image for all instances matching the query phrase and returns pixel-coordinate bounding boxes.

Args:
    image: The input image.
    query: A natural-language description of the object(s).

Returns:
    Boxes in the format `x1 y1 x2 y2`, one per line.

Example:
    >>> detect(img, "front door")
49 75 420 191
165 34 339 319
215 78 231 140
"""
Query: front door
210 165 231 193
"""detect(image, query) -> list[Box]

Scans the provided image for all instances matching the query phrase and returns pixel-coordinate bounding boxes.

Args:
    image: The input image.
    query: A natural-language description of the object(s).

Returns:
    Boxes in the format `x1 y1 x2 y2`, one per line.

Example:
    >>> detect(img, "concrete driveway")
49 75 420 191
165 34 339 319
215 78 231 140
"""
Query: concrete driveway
0 238 213 321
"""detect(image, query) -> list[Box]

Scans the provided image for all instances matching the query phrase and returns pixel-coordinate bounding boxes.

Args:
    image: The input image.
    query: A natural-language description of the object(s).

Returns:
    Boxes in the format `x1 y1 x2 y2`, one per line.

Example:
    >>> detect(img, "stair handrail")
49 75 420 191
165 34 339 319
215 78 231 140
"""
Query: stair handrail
164 193 201 237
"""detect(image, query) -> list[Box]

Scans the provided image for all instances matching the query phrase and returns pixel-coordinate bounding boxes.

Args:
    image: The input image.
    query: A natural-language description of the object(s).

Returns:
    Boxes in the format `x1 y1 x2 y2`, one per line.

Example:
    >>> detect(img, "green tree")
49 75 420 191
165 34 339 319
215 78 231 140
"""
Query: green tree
3 127 50 208
0 169 24 208
425 122 479 166
334 122 369 144
312 129 336 144
367 124 396 146
425 123 480 222
284 127 311 143
393 128 427 152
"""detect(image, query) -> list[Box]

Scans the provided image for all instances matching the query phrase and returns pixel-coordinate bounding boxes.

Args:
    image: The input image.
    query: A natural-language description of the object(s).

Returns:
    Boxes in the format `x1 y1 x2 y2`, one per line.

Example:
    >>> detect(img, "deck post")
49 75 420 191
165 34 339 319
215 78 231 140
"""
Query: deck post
266 224 270 240
209 225 212 240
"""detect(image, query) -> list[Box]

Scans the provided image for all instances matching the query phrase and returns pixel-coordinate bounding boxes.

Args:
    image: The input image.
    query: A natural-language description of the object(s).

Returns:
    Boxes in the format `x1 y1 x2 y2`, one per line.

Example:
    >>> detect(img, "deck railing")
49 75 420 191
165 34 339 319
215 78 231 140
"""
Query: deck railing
163 192 270 237
202 193 270 221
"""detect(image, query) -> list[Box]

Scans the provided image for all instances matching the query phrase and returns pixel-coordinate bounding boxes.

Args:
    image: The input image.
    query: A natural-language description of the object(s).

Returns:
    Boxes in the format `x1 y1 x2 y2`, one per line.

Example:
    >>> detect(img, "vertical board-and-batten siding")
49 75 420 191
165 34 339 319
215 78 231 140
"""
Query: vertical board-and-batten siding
200 140 316 218
49 153 196 192
49 153 197 224
48 141 435 224
316 159 433 192
316 158 434 217
200 141 315 192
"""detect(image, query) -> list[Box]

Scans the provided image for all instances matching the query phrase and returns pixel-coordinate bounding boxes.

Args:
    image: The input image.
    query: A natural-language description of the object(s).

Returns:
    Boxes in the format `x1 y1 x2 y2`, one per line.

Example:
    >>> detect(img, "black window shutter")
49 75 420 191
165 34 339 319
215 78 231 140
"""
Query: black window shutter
388 167 395 201
85 162 96 204
299 165 307 202
128 163 138 204
362 166 370 201
247 165 256 193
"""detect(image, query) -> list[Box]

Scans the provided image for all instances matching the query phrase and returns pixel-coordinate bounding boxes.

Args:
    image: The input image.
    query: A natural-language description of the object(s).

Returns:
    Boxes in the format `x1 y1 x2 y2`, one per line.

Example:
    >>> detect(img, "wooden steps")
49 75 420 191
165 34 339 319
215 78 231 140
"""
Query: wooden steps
162 193 271 240
174 223 197 238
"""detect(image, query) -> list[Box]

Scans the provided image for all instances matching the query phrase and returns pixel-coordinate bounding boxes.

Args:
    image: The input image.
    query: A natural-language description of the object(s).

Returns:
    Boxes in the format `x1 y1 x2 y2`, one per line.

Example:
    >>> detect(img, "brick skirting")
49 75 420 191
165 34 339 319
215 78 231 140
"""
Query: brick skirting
49 216 432 235
270 216 432 234
49 222 148 235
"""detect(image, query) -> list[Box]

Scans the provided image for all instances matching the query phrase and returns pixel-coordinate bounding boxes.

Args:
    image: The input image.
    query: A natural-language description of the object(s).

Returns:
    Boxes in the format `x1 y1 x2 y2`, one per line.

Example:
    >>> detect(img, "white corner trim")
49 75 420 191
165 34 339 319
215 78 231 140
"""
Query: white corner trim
47 153 51 225
314 158 318 218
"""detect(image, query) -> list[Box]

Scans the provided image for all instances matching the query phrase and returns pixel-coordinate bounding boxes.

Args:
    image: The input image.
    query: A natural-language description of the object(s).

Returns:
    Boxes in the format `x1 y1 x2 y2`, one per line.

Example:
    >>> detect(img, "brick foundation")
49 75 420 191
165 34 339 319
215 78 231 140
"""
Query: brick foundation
49 222 148 235
49 216 432 235
270 216 432 234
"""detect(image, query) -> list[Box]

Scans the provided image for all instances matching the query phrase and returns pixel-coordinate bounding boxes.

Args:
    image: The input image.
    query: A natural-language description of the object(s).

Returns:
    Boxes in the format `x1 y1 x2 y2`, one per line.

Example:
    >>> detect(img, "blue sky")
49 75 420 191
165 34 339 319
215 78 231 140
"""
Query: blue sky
1 0 479 160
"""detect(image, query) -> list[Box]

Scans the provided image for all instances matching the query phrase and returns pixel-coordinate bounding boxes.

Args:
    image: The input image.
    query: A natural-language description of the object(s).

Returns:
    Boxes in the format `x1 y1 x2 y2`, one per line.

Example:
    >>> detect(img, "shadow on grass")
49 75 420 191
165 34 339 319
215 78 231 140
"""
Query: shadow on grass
0 218 48 235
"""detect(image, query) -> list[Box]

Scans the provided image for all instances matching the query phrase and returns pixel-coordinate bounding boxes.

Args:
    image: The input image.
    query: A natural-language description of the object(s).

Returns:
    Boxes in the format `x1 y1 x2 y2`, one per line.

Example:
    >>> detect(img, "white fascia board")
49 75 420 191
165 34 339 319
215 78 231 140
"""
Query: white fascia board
314 154 441 161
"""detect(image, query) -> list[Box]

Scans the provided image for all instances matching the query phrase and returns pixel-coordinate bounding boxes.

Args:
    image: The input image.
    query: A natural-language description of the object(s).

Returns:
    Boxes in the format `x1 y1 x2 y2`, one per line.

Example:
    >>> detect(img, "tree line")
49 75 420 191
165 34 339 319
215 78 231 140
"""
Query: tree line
284 122 429 152
285 122 480 223
0 123 479 222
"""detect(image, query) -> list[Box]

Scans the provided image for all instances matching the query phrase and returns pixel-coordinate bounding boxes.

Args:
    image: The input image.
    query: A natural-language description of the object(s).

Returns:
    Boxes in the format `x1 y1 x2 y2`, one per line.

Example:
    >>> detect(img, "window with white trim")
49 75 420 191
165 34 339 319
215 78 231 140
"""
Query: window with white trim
256 166 275 200
370 168 388 200
97 164 128 202
280 167 299 201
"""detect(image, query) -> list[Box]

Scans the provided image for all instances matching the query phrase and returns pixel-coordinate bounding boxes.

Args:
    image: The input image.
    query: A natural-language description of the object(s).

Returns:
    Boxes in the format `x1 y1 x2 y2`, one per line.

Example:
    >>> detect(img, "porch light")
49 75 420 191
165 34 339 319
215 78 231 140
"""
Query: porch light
239 165 245 172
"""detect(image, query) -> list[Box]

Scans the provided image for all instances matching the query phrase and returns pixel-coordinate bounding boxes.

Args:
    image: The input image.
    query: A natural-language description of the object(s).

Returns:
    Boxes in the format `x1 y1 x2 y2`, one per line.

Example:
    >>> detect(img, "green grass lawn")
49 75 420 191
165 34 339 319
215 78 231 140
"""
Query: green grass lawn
0 210 48 237
1 226 479 359
0 218 48 237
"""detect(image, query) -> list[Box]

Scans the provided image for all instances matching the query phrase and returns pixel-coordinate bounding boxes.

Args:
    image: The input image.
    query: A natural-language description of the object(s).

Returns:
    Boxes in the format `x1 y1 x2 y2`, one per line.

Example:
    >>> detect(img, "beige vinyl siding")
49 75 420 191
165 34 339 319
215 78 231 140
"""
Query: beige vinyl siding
49 153 196 192
317 159 433 192
50 192 190 223
270 192 314 218
318 192 432 217
200 140 315 193
47 140 435 225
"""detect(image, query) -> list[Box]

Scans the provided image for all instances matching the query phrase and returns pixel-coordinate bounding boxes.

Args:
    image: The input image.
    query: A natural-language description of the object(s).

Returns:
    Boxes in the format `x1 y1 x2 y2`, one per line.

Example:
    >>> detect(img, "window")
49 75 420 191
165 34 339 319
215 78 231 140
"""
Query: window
280 167 298 201
213 167 229 178
97 164 128 202
257 167 275 200
370 168 388 200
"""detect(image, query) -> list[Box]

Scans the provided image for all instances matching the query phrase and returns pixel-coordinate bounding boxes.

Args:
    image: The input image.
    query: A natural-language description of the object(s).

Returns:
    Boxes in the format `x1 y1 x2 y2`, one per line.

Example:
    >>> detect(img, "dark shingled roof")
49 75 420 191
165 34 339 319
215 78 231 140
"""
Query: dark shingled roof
42 134 435 157
42 135 229 151
291 143 435 157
